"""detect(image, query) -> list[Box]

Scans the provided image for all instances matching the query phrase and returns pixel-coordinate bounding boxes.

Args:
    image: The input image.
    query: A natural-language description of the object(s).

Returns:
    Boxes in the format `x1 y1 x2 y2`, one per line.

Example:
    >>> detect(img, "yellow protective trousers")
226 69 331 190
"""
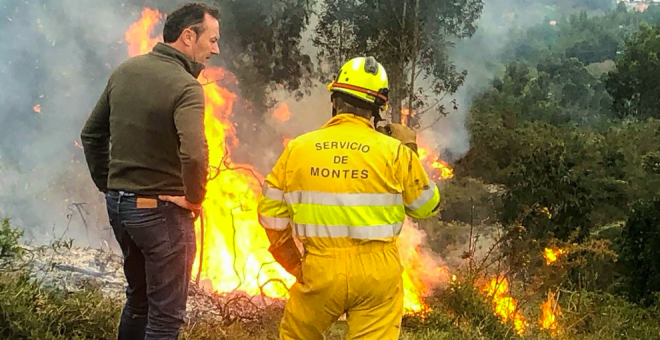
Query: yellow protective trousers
279 242 403 340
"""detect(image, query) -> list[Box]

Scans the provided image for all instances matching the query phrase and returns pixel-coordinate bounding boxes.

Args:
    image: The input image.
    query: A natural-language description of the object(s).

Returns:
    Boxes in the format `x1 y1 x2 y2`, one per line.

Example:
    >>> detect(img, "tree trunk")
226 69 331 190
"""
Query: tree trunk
391 0 408 124
390 64 404 124
406 0 420 127
338 20 344 63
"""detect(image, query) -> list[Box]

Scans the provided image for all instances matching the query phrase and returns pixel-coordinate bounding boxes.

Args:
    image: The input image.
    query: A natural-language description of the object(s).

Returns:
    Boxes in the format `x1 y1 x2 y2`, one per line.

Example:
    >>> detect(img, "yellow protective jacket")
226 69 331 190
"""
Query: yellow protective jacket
257 114 440 252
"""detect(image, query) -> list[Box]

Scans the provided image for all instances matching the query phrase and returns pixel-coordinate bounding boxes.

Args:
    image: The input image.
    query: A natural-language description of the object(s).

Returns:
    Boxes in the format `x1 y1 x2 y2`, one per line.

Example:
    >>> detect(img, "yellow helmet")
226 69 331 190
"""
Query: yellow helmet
327 56 389 111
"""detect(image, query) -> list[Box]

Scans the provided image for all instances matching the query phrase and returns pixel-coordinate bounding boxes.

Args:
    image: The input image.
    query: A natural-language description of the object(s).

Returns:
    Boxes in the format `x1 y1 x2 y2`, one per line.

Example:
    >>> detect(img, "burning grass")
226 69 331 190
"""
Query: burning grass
6 266 659 340
7 6 659 340
479 276 528 335
123 8 458 315
543 248 566 265
1 217 660 339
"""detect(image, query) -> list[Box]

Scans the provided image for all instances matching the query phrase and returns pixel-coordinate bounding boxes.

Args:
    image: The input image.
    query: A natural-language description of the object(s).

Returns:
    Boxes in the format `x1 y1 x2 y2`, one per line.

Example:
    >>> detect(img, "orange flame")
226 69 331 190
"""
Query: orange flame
402 269 431 316
273 102 291 122
543 248 566 265
398 109 453 181
431 159 454 180
126 9 293 299
418 144 454 181
401 107 413 126
481 276 527 335
540 291 561 334
196 67 297 297
125 8 163 56
398 219 451 316
125 9 441 313
33 104 41 113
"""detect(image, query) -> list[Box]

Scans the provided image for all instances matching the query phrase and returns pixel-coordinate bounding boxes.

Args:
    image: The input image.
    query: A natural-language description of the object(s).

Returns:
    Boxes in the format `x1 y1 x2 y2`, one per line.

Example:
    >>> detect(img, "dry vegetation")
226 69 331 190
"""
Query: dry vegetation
1 216 659 340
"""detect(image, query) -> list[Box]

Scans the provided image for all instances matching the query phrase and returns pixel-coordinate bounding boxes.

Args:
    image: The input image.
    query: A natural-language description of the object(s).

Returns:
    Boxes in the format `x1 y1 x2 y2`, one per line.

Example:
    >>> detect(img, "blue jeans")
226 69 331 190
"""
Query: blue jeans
106 190 196 340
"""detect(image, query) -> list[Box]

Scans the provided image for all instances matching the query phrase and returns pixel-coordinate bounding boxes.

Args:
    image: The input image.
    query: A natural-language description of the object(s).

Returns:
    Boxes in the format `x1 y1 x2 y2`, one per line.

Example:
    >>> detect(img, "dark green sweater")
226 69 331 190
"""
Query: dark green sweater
81 43 209 204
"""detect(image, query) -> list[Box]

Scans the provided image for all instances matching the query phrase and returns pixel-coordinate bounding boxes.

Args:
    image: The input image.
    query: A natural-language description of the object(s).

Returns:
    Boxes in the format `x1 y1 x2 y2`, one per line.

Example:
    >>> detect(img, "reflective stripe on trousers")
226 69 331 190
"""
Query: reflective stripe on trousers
279 242 403 340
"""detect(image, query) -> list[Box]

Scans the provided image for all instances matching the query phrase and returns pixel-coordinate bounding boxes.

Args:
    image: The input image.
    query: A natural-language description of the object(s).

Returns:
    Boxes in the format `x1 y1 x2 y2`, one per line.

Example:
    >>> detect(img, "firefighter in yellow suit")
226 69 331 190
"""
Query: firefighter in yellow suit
257 56 441 340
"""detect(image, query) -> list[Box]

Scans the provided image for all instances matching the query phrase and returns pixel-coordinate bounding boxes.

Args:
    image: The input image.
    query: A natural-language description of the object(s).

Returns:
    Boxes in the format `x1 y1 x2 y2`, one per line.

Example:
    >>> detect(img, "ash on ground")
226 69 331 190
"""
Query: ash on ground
14 243 286 325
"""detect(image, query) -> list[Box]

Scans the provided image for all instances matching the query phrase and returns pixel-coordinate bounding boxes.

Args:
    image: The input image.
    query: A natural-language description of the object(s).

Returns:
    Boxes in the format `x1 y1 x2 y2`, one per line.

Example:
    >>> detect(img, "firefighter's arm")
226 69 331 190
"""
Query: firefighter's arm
257 147 303 281
397 144 441 219
81 79 111 193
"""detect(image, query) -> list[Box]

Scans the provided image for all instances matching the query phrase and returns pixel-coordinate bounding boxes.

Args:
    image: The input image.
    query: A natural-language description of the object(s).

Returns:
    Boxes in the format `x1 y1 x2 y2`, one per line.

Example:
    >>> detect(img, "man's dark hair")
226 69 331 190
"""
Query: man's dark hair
163 3 220 43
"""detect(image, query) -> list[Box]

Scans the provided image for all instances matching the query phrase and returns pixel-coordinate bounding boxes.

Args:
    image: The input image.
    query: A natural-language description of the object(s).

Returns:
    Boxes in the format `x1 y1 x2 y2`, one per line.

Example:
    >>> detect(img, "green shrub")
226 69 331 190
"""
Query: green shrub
436 280 520 339
558 291 660 340
0 272 120 339
0 217 23 259
436 177 500 225
0 270 279 340
618 198 660 306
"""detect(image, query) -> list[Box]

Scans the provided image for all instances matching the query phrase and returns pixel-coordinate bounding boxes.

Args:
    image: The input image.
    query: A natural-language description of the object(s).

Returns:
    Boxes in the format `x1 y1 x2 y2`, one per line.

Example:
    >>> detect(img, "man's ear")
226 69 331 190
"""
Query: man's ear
183 28 195 46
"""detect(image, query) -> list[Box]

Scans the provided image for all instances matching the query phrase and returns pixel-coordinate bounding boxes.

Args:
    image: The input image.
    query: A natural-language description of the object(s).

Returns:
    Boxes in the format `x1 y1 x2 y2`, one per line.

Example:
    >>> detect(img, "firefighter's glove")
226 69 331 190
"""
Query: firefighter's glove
268 238 304 284
382 123 418 154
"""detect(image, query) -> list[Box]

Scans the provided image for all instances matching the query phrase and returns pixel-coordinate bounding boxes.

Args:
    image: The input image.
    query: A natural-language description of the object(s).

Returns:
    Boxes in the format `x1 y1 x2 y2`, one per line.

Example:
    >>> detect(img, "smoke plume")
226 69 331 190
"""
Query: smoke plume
0 0 189 246
0 0 556 249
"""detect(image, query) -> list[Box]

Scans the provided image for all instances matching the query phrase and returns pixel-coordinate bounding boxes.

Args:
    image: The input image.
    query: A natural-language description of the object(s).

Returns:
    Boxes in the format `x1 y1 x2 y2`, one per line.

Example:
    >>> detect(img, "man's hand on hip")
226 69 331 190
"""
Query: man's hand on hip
158 195 203 220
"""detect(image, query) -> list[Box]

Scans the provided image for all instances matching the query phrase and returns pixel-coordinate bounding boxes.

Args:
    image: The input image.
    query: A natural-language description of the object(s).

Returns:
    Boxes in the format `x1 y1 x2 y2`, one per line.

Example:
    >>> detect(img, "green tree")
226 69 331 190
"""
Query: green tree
607 23 660 118
562 12 620 64
504 5 660 67
210 0 316 112
465 56 611 132
619 198 660 306
539 0 614 13
498 124 595 244
314 0 483 124
129 0 317 113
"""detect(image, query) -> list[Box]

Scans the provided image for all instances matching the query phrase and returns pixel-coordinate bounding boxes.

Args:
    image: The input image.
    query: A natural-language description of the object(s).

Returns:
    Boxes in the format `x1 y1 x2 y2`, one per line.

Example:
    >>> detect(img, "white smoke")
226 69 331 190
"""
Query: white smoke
0 0 555 248
258 0 559 284
265 0 558 165
0 0 190 246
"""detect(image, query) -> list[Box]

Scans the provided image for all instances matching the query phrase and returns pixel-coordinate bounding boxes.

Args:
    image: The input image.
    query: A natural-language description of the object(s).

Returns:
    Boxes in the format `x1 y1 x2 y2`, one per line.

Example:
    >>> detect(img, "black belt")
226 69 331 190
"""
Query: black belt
107 190 160 198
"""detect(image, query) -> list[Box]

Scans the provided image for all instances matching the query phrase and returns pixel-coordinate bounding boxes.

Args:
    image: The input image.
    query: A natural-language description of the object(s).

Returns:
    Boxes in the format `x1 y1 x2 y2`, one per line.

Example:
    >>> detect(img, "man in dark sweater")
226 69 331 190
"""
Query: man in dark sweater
80 3 219 339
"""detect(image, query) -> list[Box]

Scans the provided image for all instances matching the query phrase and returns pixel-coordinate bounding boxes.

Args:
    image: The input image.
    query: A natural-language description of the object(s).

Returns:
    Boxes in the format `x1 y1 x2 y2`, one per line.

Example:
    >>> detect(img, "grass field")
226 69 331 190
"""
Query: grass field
0 269 658 340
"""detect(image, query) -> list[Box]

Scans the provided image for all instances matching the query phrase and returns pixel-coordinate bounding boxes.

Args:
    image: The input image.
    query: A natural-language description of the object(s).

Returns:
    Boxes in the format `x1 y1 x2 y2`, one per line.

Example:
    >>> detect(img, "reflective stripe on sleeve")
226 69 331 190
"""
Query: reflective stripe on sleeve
406 183 440 219
406 182 437 211
258 196 290 217
262 182 285 202
258 215 291 231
